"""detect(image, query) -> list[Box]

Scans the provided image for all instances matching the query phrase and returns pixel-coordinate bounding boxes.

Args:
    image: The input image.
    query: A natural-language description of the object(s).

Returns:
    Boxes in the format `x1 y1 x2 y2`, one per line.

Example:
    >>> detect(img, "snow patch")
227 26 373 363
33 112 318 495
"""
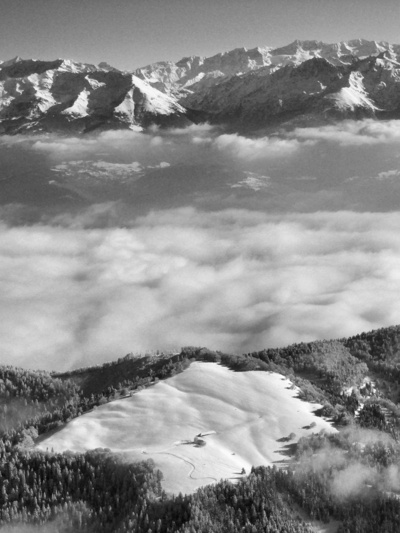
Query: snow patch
85 76 106 89
52 159 143 181
326 71 378 111
231 171 271 191
114 88 136 123
61 89 90 117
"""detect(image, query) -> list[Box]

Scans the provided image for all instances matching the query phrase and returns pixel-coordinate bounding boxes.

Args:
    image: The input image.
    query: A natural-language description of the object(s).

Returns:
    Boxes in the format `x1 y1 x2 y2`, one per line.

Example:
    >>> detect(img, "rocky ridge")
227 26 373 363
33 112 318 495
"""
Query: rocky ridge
179 53 400 130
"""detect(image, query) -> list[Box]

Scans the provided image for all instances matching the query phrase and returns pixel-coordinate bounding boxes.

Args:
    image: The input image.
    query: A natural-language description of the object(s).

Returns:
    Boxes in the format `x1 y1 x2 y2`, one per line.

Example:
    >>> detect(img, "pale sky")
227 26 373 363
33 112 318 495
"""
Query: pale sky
1 0 400 70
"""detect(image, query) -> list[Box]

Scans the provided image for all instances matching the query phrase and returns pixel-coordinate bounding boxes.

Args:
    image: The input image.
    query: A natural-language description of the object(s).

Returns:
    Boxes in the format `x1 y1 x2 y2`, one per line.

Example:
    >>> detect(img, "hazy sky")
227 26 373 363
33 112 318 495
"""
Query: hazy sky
2 0 400 70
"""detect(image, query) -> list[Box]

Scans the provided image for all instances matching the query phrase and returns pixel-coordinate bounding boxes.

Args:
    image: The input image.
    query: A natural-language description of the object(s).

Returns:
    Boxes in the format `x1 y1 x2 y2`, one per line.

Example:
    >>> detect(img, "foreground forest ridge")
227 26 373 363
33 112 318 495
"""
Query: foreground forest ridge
2 325 400 531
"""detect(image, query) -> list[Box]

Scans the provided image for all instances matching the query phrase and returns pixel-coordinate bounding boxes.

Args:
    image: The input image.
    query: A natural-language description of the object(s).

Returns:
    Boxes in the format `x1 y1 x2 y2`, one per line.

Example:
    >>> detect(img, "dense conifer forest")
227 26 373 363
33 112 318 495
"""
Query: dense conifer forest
2 324 400 532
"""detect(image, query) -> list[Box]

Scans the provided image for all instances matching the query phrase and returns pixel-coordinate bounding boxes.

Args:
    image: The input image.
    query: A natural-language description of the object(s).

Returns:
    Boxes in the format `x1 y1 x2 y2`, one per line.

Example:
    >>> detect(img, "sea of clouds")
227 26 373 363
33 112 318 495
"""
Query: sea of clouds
2 207 400 371
1 119 400 371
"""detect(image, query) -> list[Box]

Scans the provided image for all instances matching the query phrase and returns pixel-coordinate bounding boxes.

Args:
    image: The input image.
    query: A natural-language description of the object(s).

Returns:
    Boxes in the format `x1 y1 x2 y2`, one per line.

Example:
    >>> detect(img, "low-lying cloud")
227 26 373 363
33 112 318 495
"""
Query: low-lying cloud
2 207 400 371
292 119 400 146
214 133 307 160
297 427 400 500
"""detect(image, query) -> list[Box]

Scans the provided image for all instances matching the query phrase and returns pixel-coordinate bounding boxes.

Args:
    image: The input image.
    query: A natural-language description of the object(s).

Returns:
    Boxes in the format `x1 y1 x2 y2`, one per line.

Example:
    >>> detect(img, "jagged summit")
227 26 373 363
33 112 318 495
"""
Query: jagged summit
134 38 400 97
97 61 121 72
0 55 23 67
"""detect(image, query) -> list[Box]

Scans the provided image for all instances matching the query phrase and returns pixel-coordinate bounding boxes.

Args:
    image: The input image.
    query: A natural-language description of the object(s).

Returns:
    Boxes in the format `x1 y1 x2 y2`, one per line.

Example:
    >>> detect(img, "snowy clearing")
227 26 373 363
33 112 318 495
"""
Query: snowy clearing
37 362 336 494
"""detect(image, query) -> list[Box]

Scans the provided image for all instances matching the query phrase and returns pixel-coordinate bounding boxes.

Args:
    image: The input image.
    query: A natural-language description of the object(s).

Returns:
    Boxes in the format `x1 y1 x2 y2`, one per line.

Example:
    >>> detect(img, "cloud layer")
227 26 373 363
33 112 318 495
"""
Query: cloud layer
2 207 400 371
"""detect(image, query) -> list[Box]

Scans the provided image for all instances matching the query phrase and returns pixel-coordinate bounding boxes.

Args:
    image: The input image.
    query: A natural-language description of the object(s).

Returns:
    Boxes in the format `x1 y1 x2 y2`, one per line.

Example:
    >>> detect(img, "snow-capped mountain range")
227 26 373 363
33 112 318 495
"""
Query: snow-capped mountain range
1 39 400 134
0 58 188 134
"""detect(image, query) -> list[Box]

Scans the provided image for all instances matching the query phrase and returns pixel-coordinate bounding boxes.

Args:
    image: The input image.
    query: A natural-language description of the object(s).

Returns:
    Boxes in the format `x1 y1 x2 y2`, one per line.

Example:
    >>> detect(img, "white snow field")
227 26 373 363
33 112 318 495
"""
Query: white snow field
37 362 336 494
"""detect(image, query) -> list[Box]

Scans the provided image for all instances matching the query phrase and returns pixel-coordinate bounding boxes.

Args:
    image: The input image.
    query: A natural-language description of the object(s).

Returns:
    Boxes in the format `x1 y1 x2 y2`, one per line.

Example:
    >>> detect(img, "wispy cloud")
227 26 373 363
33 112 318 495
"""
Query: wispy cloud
230 171 271 191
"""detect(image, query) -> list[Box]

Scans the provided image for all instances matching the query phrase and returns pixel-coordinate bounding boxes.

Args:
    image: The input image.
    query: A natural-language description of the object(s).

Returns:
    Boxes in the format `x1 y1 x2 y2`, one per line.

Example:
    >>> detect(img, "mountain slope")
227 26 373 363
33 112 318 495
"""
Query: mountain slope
134 39 400 131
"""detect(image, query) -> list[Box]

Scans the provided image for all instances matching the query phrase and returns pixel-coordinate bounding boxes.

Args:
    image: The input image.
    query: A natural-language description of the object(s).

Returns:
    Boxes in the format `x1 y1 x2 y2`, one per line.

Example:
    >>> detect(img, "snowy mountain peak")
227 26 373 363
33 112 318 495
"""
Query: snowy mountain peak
97 61 121 72
1 56 23 67
58 59 97 73
134 39 400 99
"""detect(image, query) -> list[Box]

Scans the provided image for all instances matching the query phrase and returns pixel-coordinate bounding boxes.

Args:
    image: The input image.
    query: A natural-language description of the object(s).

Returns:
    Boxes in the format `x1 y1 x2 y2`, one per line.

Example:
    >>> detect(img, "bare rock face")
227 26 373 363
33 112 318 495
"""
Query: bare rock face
1 39 400 134
0 58 189 134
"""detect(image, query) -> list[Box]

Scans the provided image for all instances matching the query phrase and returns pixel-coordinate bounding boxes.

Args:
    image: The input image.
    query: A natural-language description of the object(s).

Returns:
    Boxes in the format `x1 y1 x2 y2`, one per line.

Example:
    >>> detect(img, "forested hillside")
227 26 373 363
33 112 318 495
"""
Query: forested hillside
2 324 400 532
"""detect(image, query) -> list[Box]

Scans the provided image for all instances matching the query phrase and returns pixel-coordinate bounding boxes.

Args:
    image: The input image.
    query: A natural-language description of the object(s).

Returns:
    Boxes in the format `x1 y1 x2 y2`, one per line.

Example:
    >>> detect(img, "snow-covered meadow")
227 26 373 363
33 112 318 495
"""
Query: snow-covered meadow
37 362 336 494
